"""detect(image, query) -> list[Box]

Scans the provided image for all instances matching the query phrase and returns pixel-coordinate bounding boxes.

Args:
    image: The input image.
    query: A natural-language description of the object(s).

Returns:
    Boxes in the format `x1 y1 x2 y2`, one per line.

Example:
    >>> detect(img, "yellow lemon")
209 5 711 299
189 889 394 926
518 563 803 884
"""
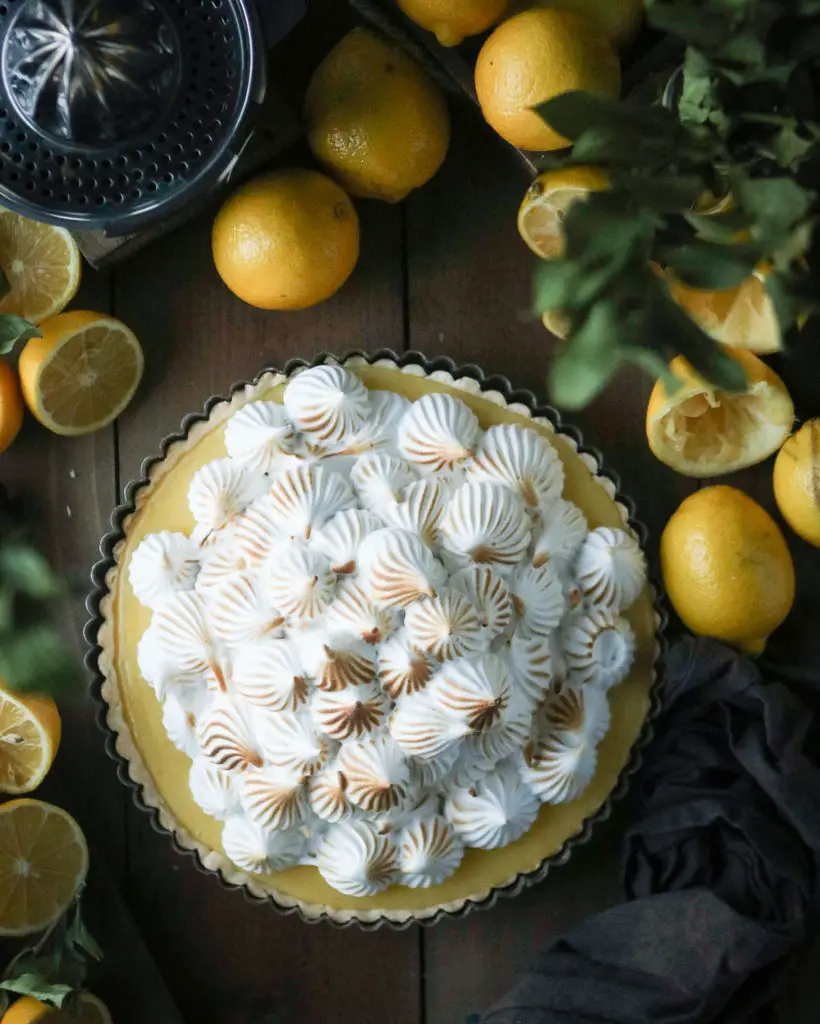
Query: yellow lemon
526 0 643 46
18 311 144 437
0 212 80 325
397 0 510 45
661 486 795 654
0 361 23 453
475 9 620 152
0 799 89 936
0 683 61 794
646 348 794 477
518 165 608 258
1 994 111 1024
773 419 820 546
668 265 781 355
305 28 450 203
212 169 360 309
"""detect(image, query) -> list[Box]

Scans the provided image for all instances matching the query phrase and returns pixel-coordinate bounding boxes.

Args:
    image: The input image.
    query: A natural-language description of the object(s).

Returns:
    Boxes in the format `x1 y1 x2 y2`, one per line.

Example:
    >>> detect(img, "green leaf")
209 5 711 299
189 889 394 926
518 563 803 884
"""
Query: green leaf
0 625 77 695
0 316 40 356
534 91 673 145
732 175 814 239
548 301 626 409
769 124 815 169
0 544 63 599
0 974 74 1007
656 241 759 289
684 208 752 243
65 905 103 963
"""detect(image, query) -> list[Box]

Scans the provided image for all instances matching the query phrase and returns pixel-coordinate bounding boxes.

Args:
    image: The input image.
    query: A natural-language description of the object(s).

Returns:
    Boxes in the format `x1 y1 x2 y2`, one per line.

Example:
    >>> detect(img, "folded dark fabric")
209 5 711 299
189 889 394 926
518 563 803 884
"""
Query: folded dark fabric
482 637 820 1024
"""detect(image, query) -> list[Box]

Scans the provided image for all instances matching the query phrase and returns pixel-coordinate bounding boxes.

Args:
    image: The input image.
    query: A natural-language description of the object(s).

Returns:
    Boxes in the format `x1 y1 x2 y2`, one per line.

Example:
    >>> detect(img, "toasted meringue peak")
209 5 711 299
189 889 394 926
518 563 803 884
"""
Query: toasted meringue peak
267 464 356 541
563 607 636 690
326 390 411 457
531 499 589 569
382 479 446 546
189 758 240 821
462 693 533 768
441 481 531 568
129 531 200 610
576 527 646 612
397 392 480 473
153 591 216 679
445 762 539 850
398 814 464 888
233 497 288 566
469 424 564 512
505 634 555 705
522 685 611 803
390 692 470 760
309 761 354 823
310 508 382 575
510 563 566 636
188 458 265 533
197 697 263 774
209 572 286 647
350 453 416 510
359 527 447 608
311 682 391 741
162 691 202 759
449 566 514 639
409 742 460 788
404 589 486 662
284 365 371 444
240 765 308 831
299 631 377 691
233 640 308 712
225 401 299 474
222 817 305 875
430 653 512 733
377 629 434 699
256 709 331 777
325 579 399 645
337 734 411 813
196 533 249 592
267 547 337 620
316 820 398 897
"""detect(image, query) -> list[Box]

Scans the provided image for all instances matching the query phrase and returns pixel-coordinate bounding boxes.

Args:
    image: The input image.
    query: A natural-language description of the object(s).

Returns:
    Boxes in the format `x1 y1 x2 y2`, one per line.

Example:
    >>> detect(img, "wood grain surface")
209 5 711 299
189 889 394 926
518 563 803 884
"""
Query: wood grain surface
1 1 819 1021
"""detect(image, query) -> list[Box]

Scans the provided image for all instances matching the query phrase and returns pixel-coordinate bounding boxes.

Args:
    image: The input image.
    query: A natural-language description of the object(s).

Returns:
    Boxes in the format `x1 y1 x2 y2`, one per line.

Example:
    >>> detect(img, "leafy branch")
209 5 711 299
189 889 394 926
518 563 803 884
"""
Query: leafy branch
0 268 40 355
533 0 820 408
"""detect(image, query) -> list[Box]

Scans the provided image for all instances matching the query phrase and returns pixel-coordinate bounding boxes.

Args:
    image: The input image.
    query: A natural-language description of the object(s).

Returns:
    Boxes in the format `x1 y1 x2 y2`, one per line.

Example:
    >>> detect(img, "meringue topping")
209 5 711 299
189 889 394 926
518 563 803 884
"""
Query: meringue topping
136 370 645 896
575 527 646 611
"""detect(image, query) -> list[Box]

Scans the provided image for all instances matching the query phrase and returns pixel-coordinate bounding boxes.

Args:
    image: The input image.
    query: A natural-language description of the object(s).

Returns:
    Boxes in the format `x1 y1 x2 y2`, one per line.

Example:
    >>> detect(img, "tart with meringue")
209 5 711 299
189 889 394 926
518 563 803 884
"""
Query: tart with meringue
94 356 660 924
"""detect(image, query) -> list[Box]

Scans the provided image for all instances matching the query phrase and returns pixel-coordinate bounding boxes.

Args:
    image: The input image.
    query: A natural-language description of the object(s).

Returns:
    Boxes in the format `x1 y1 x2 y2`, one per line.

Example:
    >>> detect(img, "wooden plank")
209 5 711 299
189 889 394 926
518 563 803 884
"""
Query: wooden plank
404 100 696 1023
111 59 419 1017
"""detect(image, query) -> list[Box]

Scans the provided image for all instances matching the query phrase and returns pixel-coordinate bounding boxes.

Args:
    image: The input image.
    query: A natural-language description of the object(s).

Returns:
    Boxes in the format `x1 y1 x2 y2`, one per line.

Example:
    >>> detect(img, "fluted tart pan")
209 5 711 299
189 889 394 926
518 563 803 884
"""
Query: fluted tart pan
85 351 666 928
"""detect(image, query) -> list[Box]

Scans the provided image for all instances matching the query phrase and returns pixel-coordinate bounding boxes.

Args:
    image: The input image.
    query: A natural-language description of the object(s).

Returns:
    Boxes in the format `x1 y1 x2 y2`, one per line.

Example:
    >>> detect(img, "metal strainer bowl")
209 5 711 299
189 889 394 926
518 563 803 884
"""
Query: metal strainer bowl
0 0 265 232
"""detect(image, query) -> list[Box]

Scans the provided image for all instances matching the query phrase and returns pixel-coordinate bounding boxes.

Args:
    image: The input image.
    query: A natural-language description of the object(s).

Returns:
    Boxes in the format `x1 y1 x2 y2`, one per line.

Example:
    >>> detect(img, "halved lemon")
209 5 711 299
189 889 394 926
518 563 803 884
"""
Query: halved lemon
0 212 81 325
667 265 781 355
773 419 820 547
0 685 61 794
0 799 89 936
518 166 609 259
646 347 794 477
18 311 144 436
1 993 111 1024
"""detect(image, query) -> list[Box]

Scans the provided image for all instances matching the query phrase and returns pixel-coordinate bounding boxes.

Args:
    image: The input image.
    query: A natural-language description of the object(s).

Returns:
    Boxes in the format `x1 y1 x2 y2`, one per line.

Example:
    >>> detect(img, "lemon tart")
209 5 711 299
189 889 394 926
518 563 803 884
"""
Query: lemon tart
89 353 663 926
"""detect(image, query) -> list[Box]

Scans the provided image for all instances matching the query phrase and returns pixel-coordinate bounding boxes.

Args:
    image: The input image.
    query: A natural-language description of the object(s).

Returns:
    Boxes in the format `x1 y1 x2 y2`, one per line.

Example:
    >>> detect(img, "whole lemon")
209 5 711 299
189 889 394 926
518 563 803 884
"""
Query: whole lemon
397 0 510 46
526 0 643 46
773 419 820 546
212 169 360 310
305 28 450 203
661 485 795 655
475 9 620 152
0 361 23 453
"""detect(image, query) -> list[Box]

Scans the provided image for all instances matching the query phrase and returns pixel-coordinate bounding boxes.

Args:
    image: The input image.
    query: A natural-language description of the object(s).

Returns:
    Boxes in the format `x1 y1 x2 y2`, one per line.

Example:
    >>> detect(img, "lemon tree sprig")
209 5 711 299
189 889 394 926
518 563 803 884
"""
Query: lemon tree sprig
0 268 40 355
0 486 77 696
532 0 820 408
0 896 103 1012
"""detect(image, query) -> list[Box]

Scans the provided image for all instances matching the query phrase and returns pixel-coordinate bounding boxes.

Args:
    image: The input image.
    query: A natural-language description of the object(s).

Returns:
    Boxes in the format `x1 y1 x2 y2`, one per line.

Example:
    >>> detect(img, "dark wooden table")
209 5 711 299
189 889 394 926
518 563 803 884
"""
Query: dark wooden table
2 5 820 1022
